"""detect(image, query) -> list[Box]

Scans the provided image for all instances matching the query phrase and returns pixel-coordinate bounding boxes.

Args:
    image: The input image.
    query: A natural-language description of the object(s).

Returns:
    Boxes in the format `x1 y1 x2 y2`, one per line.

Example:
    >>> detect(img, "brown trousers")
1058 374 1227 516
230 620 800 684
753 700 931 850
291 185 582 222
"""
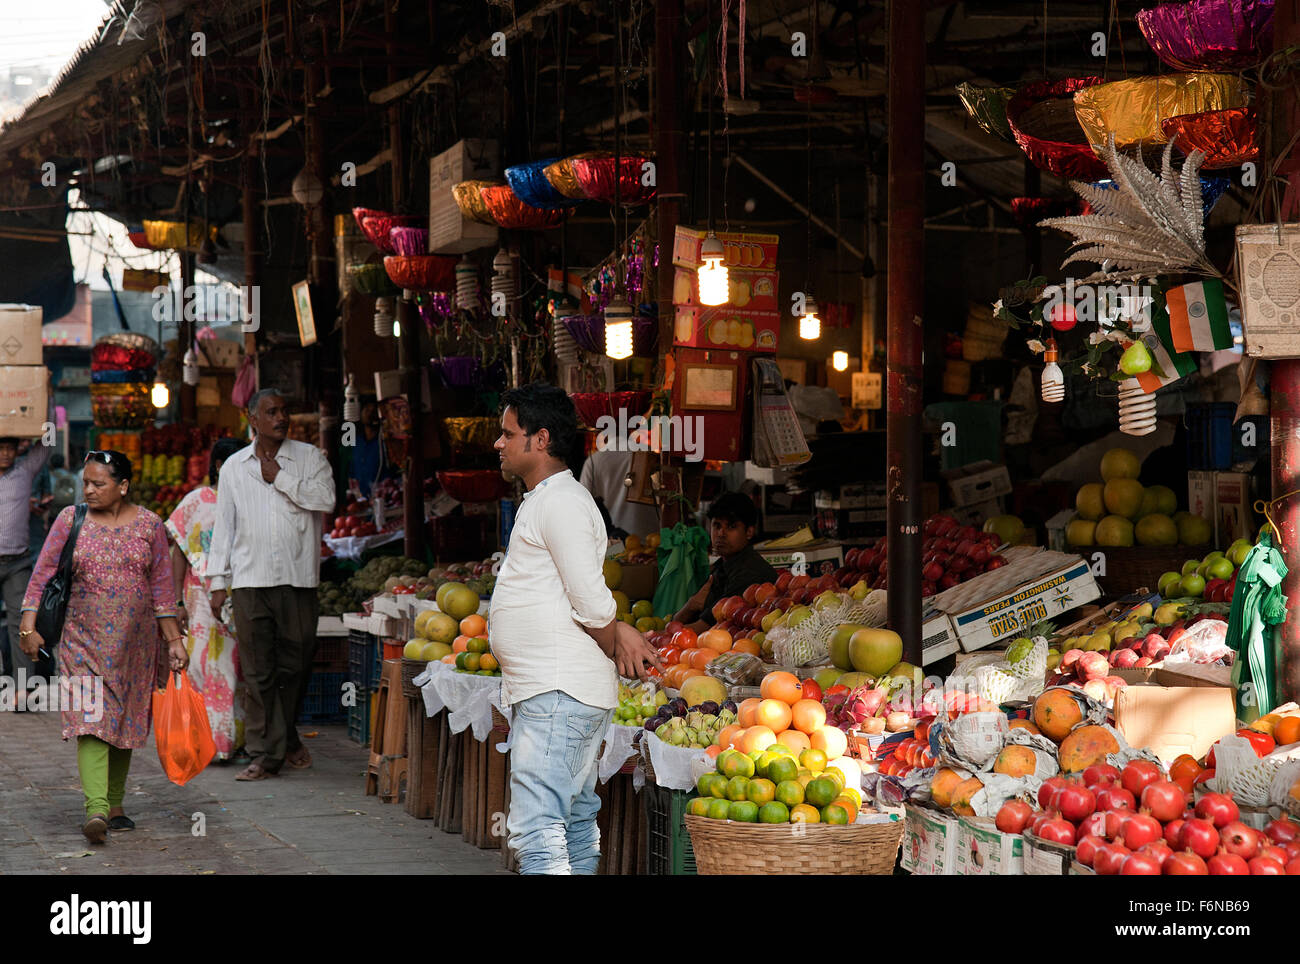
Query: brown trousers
231 586 318 772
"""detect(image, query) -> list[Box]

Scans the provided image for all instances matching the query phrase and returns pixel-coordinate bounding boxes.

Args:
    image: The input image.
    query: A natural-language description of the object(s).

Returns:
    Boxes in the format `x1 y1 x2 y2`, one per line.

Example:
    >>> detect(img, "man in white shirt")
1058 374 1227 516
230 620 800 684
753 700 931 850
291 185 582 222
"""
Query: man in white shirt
207 389 336 781
491 382 660 875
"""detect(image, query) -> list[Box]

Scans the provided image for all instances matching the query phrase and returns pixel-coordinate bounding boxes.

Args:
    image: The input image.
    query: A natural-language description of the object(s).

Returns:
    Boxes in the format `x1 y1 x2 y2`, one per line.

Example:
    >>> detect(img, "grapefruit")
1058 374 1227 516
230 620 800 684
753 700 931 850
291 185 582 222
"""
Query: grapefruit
759 671 803 705
1135 514 1178 546
441 585 480 621
739 725 777 754
420 641 452 662
983 515 1025 546
1149 484 1177 515
422 612 458 644
1177 514 1213 546
1103 479 1145 519
756 699 793 733
775 728 811 753
810 725 848 761
1100 447 1141 481
1095 515 1135 547
1066 519 1097 547
737 698 762 727
1076 483 1105 521
791 699 828 735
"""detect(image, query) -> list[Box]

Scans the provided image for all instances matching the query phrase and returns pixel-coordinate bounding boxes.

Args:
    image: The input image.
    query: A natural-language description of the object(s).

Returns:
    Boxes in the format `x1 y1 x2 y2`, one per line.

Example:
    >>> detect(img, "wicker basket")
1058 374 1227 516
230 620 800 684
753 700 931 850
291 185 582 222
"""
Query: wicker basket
491 706 510 736
1092 546 1193 596
684 814 902 875
400 658 426 699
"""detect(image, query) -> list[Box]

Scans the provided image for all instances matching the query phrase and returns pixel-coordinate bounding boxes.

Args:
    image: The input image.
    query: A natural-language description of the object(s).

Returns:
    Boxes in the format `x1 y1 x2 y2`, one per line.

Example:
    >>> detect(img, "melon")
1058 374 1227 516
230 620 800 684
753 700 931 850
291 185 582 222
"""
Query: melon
680 674 727 708
421 611 458 644
1058 724 1120 773
441 585 480 621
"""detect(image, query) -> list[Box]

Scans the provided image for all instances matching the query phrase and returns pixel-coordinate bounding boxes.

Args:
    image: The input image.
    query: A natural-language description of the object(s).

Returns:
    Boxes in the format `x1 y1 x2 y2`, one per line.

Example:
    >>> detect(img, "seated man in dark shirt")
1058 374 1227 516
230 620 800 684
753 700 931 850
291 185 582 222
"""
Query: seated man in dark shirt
674 492 777 634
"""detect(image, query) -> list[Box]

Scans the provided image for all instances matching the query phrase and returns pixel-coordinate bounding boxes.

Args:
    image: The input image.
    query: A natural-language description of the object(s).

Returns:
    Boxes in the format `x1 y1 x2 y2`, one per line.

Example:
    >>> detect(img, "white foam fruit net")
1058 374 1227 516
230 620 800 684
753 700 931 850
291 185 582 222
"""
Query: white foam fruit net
769 590 888 667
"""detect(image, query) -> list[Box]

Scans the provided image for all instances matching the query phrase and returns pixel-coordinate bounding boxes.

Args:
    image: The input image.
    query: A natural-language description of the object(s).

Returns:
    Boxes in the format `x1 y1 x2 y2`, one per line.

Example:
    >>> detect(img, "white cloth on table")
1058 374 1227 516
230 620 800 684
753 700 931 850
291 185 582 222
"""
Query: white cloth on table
597 720 643 786
430 667 511 744
642 730 713 791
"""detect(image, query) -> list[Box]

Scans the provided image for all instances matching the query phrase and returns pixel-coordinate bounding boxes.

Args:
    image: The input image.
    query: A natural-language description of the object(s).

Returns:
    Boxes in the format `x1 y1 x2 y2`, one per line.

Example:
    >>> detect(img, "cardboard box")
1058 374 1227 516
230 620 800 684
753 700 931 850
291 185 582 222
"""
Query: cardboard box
1214 471 1255 544
948 497 1004 529
0 366 47 437
922 612 960 666
617 562 657 602
955 816 1024 875
0 305 42 365
901 804 959 875
752 541 842 571
1069 860 1097 875
428 139 500 254
944 461 1013 507
814 483 882 511
671 266 780 314
1187 470 1217 541
672 225 779 271
1111 679 1237 763
1022 830 1074 875
195 337 241 370
673 304 780 353
947 557 1102 653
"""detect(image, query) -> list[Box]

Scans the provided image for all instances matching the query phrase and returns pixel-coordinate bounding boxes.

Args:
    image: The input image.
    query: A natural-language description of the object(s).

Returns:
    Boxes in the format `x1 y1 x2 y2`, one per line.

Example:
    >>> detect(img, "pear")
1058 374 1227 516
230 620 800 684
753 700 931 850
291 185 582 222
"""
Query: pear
1118 340 1153 376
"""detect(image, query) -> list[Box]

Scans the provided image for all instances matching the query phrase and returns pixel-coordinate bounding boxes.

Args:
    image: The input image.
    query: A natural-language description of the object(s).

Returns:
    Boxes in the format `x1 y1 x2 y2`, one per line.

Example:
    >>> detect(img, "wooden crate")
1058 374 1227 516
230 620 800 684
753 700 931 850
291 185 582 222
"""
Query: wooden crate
461 727 509 850
435 713 464 833
596 771 648 875
365 659 409 802
404 698 442 819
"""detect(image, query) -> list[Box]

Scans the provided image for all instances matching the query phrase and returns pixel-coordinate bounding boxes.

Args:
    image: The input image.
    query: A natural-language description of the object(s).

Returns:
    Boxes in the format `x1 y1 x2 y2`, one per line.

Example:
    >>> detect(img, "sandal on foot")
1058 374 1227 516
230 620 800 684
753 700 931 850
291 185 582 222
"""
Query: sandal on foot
235 762 277 781
285 748 312 769
108 815 135 831
82 815 108 844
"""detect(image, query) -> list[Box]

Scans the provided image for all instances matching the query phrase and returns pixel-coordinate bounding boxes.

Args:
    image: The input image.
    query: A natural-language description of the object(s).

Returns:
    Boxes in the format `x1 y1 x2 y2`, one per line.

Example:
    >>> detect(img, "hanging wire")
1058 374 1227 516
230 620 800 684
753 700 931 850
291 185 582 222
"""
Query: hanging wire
706 0 715 234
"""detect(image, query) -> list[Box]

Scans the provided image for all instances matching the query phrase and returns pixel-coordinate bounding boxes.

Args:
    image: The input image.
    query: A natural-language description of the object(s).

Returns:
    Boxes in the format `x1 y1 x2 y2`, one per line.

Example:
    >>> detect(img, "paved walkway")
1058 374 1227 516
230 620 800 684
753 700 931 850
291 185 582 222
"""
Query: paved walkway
0 707 508 875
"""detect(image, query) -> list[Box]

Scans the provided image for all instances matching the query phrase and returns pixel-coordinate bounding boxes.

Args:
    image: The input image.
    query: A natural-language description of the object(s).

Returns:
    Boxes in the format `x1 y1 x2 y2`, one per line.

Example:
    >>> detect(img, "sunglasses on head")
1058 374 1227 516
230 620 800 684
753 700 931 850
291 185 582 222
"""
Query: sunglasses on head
84 451 113 465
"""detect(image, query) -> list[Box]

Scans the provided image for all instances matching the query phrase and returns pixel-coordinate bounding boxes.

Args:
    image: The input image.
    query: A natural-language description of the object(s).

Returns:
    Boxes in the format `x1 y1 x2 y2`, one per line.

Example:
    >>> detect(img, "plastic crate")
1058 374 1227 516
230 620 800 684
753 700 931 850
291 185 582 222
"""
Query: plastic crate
644 784 697 875
348 630 379 689
313 634 348 672
1186 402 1235 470
347 689 372 746
298 672 346 723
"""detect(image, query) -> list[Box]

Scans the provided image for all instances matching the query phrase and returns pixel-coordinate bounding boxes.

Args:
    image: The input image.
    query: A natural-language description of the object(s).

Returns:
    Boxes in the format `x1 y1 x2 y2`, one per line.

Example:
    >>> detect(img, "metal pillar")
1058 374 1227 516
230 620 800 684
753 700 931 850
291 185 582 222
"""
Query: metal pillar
239 86 261 386
885 0 926 664
655 0 684 527
1267 1 1300 705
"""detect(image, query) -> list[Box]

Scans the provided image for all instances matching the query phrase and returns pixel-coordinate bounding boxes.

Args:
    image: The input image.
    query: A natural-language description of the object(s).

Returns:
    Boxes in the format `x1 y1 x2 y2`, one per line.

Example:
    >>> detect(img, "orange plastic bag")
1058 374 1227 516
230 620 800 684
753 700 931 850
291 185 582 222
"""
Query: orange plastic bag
152 671 216 785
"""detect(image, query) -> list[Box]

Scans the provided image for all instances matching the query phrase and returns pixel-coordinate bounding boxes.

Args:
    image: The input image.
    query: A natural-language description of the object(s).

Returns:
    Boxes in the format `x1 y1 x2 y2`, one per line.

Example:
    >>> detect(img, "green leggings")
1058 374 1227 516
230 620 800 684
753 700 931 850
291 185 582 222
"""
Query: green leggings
76 736 132 819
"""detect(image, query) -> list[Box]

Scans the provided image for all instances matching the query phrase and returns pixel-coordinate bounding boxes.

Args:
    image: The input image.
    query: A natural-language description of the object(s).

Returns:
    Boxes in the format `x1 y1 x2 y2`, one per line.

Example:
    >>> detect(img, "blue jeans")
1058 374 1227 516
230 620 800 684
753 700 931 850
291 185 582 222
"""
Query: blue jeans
506 689 613 875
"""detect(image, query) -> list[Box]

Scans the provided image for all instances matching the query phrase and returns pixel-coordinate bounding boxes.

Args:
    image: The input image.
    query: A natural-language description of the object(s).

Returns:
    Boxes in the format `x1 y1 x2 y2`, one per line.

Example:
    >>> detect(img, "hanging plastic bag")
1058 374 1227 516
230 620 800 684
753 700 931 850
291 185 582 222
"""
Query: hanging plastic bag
230 354 257 410
153 671 216 786
652 523 710 620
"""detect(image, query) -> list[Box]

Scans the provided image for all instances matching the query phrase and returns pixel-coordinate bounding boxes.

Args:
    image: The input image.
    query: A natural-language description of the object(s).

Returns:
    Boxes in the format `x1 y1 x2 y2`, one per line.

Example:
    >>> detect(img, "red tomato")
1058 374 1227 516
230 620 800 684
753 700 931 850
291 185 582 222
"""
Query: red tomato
1236 728 1276 758
671 628 698 650
659 647 681 666
800 678 823 702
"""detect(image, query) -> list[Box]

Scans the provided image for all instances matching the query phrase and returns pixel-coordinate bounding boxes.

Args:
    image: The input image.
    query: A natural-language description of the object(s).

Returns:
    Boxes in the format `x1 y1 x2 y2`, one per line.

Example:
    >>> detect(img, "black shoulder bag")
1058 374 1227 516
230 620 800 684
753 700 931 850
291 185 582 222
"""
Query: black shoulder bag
33 503 89 677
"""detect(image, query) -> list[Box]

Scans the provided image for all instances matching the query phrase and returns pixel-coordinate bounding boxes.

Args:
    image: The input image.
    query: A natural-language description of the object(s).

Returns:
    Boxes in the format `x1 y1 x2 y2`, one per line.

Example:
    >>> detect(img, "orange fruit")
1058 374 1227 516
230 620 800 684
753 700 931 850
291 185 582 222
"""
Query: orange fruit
704 744 723 761
1275 716 1300 747
746 778 777 805
832 796 859 823
737 697 762 728
791 699 827 735
690 649 717 670
452 635 471 654
810 725 848 761
821 804 850 825
479 653 498 671
679 668 704 683
805 777 838 808
677 648 698 665
717 724 743 750
699 628 733 653
732 638 761 656
440 653 457 664
799 748 827 773
775 780 805 807
756 698 793 733
739 725 777 754
459 614 486 637
1169 753 1204 783
775 728 811 753
760 671 804 706
790 803 820 824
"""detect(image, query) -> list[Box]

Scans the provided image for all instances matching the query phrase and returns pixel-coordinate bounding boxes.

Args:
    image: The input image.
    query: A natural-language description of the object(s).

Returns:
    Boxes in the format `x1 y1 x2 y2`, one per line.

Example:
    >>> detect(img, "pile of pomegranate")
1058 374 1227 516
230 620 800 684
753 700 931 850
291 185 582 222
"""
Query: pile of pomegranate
994 759 1300 875
845 515 1008 596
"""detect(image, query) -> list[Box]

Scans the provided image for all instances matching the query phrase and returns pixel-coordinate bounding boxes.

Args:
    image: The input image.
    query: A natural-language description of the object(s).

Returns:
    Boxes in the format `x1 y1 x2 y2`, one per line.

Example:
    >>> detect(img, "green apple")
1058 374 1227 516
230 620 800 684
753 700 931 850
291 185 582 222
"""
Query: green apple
1228 541 1252 567
1181 559 1202 576
1178 573 1206 597
1157 571 1182 595
1206 557 1235 580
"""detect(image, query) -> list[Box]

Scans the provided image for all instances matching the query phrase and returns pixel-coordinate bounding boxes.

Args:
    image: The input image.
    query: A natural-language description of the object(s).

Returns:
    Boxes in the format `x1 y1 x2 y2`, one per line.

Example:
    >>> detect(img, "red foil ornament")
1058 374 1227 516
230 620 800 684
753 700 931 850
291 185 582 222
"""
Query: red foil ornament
1160 107 1259 169
568 153 657 205
1006 77 1110 181
478 184 571 230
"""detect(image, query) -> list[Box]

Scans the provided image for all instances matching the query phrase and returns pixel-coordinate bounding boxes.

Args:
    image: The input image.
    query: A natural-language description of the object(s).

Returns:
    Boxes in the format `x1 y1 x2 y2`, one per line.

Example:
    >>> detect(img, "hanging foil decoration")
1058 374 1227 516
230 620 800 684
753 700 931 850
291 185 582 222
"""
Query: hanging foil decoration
1010 196 1084 228
451 181 500 224
417 293 454 332
568 153 658 205
1006 77 1110 180
955 82 1018 141
1136 0 1274 72
505 158 583 209
543 155 589 199
1072 72 1245 152
1160 106 1259 169
479 184 571 230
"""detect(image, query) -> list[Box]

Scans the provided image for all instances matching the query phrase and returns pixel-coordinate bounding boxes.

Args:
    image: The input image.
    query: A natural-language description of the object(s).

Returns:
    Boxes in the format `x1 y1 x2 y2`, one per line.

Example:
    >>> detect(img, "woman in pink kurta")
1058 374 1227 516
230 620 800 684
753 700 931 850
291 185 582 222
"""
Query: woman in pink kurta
19 450 188 844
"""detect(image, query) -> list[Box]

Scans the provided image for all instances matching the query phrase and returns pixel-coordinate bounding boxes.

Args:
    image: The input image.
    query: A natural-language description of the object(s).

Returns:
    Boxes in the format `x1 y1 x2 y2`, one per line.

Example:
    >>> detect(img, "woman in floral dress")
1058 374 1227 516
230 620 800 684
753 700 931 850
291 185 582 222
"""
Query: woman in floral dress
166 438 248 762
19 450 188 844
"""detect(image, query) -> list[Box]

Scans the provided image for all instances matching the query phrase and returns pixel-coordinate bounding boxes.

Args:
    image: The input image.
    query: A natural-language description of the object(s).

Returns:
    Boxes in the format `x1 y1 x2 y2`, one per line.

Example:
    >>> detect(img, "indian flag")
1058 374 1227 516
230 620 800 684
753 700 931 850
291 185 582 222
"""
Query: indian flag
1134 290 1197 394
1166 279 1231 353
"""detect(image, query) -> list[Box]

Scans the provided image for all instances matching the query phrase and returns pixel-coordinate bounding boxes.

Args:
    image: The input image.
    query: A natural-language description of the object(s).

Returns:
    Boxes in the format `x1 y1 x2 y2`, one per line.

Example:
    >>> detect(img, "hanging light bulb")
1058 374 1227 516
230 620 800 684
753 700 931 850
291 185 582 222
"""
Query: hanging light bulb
455 255 479 312
799 295 821 340
491 248 514 320
697 233 729 306
291 165 325 206
1117 377 1158 437
1041 338 1065 403
151 379 170 409
604 294 634 360
342 373 360 423
373 296 394 337
831 350 849 372
182 347 200 386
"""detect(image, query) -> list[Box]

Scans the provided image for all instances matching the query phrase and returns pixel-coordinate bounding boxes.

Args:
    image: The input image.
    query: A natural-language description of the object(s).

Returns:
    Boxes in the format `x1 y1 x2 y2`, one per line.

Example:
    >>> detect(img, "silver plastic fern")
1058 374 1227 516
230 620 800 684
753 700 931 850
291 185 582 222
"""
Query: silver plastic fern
1039 137 1222 282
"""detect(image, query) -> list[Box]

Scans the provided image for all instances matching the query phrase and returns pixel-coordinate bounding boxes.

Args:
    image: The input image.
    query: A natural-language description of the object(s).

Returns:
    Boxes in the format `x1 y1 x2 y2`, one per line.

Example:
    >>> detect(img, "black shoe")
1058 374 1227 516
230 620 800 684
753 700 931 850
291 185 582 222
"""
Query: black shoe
108 815 135 831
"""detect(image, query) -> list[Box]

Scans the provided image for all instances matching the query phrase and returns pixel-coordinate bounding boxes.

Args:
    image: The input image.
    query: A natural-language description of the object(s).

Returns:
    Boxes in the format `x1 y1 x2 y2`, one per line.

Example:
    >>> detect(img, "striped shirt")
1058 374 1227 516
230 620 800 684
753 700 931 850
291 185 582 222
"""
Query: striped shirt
0 441 51 556
206 438 335 592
